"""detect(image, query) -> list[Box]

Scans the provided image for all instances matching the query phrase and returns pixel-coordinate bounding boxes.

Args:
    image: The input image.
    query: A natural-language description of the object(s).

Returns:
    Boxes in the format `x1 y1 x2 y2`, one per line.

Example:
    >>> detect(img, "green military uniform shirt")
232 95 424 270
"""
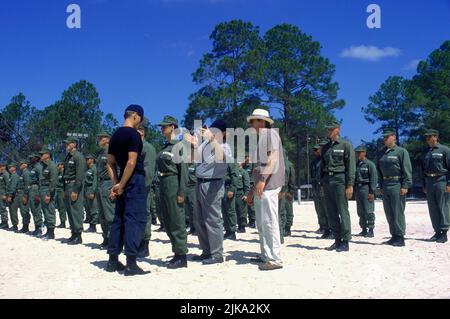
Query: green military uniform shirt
420 143 450 187
142 140 157 188
187 163 197 187
377 145 412 189
224 163 240 193
236 166 250 193
56 170 64 191
156 140 188 197
84 164 98 196
63 150 86 194
40 160 58 196
0 170 11 194
96 148 110 181
355 159 378 194
6 172 19 198
29 162 42 186
17 169 31 196
320 138 356 186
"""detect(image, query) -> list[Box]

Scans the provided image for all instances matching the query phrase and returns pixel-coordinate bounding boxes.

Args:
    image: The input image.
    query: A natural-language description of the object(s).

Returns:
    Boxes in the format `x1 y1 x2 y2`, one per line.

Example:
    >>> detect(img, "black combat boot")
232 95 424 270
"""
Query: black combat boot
67 233 82 245
237 226 246 233
157 225 165 232
32 226 43 237
11 225 19 232
42 227 55 240
19 224 29 233
429 232 441 242
366 228 375 238
137 240 150 258
188 227 197 235
284 226 291 237
315 227 325 234
151 217 158 226
167 254 188 269
106 255 125 273
320 229 332 239
57 222 66 229
391 236 405 247
436 231 448 244
326 239 341 251
224 231 236 240
0 221 9 230
202 255 224 265
86 224 97 233
192 253 211 262
336 240 349 252
62 233 76 243
125 256 150 276
100 237 109 249
383 236 397 245
248 221 256 229
357 228 368 237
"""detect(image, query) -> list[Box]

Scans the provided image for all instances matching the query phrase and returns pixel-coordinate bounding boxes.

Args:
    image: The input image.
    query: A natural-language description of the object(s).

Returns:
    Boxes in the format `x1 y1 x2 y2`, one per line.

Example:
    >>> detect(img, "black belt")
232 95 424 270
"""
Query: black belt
159 172 176 177
30 183 39 187
198 178 223 183
356 182 369 186
325 172 344 176
383 176 400 180
65 179 76 184
425 173 446 177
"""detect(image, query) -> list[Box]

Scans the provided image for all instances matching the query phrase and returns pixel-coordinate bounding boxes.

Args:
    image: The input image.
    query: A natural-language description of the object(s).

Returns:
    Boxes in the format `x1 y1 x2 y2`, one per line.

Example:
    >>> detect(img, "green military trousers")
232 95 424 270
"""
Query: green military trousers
323 174 352 241
84 194 99 225
222 191 237 233
64 182 84 234
17 190 31 226
143 186 155 241
278 194 288 243
286 198 294 230
160 175 188 255
97 179 115 240
8 195 20 227
184 186 196 229
55 189 67 224
29 185 43 228
313 185 329 230
382 181 406 237
356 184 375 230
235 189 248 228
247 202 255 224
40 187 56 229
425 176 450 233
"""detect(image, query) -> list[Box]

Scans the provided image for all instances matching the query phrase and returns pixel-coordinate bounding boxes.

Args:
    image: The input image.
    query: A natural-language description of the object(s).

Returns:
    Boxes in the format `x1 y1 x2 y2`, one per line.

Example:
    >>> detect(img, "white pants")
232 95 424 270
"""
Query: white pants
254 187 282 265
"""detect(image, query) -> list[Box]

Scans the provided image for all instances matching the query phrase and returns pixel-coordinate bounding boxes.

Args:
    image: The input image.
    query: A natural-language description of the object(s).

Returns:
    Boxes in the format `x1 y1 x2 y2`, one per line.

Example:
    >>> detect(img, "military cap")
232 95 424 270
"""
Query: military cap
57 162 65 166
29 153 40 159
97 132 111 138
19 159 28 165
382 128 396 137
158 115 179 128
39 148 51 155
85 154 96 160
312 144 321 150
0 161 6 166
64 137 79 144
424 129 439 137
8 162 17 169
319 139 328 146
124 104 144 119
325 120 341 129
355 145 367 152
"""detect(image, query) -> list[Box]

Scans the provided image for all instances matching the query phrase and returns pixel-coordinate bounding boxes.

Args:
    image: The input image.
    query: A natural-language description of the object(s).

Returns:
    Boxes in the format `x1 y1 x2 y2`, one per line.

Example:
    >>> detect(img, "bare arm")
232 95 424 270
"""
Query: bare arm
107 154 119 185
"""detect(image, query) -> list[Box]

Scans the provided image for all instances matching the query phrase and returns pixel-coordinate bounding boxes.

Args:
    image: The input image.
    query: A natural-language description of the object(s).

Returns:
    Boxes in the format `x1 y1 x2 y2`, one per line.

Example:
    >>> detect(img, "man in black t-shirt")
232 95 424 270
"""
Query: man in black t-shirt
105 104 149 276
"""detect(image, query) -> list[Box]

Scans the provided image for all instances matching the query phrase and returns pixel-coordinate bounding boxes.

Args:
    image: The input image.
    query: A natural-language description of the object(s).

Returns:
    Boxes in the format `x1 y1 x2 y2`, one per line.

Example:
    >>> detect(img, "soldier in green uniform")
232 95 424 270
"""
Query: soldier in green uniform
6 163 20 232
152 173 165 232
354 145 378 238
185 153 198 235
0 161 11 229
55 163 67 228
63 137 86 245
17 159 31 233
137 119 157 258
236 161 251 233
311 143 331 238
96 132 115 248
321 120 356 252
284 160 296 237
157 116 188 269
278 150 293 243
28 154 44 236
420 129 450 243
39 149 58 240
244 154 256 228
222 163 239 240
84 154 99 233
377 129 412 247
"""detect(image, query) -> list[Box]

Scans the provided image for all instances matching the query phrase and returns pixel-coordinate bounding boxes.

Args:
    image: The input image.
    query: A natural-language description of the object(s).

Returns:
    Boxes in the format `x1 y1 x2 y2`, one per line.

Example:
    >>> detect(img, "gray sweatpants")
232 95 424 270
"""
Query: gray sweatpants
194 180 225 259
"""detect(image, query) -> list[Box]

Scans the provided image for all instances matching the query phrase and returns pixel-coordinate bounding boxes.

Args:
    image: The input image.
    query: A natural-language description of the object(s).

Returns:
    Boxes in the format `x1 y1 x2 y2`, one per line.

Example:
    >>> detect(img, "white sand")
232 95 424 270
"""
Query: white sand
1 200 449 299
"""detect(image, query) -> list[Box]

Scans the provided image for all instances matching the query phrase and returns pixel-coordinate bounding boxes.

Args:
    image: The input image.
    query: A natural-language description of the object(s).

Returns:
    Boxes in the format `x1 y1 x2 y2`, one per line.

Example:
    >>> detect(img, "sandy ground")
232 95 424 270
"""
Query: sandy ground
1 200 449 299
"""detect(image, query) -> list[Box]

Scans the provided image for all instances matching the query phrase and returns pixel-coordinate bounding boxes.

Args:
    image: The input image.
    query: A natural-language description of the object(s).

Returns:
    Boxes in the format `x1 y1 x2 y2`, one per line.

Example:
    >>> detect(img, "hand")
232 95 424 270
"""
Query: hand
400 188 408 196
70 192 79 202
110 184 124 199
255 181 266 197
286 194 293 202
226 191 234 199
278 192 285 199
345 186 353 200
177 196 185 204
423 187 427 194
446 186 450 193
22 196 28 205
368 193 375 202
7 196 12 203
241 195 248 202
44 196 50 205
1 195 6 201
183 133 198 146
245 192 254 205
87 194 95 200
380 189 384 196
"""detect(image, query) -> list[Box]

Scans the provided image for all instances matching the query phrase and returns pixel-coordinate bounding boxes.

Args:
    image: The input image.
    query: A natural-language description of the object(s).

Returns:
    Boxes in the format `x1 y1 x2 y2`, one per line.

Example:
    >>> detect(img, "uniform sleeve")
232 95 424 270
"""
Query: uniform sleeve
369 161 378 194
23 172 31 197
242 169 251 194
7 174 18 197
49 164 58 195
74 153 85 193
92 166 98 193
288 163 296 194
345 142 356 187
177 162 188 198
401 149 413 189
419 150 427 188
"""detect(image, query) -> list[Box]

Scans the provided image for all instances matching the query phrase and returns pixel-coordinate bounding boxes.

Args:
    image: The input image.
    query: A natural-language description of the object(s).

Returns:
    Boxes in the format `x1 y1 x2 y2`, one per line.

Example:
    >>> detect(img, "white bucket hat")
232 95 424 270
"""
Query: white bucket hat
247 108 274 125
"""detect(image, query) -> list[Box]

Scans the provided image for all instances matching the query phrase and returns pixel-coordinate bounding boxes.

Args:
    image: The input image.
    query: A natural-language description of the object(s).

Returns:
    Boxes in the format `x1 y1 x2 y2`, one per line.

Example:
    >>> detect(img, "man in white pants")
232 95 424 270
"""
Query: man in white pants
246 109 285 271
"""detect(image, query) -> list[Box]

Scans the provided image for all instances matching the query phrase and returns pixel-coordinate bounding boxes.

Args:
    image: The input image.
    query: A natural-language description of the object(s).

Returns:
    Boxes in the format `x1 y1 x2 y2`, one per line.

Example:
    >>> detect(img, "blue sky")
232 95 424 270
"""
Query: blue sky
0 0 449 146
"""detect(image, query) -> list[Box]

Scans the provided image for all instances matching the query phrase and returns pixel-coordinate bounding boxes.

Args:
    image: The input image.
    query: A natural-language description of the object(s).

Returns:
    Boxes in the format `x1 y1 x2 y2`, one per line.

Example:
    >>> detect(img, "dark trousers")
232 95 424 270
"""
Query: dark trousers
107 174 147 257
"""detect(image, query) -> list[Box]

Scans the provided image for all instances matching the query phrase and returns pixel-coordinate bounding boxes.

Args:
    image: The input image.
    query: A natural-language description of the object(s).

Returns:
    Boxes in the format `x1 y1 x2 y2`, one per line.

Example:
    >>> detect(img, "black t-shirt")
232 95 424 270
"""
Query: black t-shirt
108 127 145 177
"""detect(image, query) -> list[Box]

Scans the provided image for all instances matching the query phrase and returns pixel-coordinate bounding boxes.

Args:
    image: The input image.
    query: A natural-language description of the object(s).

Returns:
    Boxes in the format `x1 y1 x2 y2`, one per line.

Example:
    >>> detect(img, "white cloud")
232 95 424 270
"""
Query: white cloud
340 45 401 62
403 59 421 71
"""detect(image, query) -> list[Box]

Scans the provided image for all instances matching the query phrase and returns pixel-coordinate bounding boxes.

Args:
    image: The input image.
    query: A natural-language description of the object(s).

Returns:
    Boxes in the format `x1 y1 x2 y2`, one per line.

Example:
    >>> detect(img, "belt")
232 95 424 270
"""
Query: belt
159 172 176 177
425 173 446 177
383 176 400 180
326 172 344 176
356 182 369 187
65 179 76 184
99 177 111 182
198 178 223 183
30 184 39 187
